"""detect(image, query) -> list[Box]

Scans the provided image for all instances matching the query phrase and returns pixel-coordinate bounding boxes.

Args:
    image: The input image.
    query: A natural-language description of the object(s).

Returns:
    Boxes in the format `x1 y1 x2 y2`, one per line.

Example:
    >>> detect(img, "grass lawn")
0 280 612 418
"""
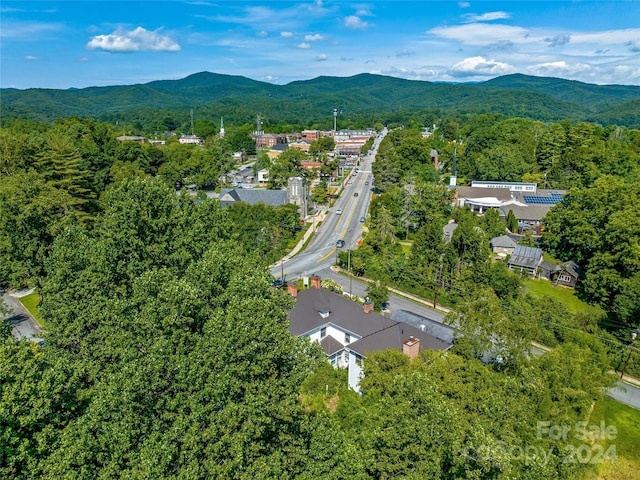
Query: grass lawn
523 278 601 315
18 291 45 328
581 396 640 480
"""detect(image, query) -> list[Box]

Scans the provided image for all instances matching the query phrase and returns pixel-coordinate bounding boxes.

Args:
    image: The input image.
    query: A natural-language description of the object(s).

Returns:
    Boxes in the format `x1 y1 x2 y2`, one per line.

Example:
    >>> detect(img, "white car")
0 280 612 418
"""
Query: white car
336 208 343 215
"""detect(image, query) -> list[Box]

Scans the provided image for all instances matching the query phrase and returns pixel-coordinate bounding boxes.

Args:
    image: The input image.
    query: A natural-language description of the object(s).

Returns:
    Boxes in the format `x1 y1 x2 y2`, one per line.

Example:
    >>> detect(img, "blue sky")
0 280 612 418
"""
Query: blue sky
2 1 640 89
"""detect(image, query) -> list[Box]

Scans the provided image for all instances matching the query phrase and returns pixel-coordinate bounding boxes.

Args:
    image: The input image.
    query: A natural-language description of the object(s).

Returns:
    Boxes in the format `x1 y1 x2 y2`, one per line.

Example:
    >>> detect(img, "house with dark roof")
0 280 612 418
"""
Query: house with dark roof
554 261 582 288
507 245 543 276
287 279 452 392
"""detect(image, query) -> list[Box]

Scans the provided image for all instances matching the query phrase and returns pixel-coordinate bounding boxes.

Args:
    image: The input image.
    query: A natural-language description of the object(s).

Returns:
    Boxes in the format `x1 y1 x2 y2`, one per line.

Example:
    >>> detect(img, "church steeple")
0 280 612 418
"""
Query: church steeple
219 117 225 138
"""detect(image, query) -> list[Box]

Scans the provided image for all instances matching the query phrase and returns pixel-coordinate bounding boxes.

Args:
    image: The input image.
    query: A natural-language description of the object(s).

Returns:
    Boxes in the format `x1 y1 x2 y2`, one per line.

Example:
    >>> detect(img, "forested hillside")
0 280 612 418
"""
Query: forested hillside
2 71 639 128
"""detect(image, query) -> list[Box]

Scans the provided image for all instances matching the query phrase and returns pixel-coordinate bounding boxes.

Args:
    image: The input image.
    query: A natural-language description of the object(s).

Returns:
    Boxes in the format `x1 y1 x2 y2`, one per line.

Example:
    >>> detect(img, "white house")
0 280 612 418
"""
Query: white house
287 278 452 392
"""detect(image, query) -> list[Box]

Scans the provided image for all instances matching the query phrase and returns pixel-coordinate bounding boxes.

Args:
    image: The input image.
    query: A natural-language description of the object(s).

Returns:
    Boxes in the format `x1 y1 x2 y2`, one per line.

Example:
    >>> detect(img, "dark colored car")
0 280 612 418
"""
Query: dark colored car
336 239 345 248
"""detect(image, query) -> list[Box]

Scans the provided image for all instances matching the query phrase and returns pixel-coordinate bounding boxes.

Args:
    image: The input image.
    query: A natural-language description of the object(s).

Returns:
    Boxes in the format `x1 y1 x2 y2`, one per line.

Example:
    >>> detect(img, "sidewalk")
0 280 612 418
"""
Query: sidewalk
270 210 327 269
330 265 453 314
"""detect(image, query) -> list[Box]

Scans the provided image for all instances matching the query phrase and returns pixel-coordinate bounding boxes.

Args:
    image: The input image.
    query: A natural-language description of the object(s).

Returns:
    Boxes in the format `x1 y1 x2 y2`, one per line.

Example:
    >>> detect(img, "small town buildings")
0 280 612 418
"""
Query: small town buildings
471 180 537 193
219 177 308 220
179 134 202 145
554 261 582 288
507 245 543 276
287 279 451 392
490 235 518 255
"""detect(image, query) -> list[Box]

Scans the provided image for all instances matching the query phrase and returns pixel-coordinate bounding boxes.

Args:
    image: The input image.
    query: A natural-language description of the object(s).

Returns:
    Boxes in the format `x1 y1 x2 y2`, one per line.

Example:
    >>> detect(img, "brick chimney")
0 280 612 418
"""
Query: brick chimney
311 275 321 289
363 301 374 314
403 335 420 360
287 281 298 298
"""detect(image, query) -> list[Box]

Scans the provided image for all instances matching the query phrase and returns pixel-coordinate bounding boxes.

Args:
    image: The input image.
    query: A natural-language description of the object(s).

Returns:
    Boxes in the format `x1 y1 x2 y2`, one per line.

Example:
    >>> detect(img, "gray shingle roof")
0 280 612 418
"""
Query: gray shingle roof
219 187 288 207
320 335 345 355
490 234 517 249
347 323 451 357
390 309 455 344
562 261 582 278
288 288 451 357
456 186 513 201
500 204 553 221
288 288 394 337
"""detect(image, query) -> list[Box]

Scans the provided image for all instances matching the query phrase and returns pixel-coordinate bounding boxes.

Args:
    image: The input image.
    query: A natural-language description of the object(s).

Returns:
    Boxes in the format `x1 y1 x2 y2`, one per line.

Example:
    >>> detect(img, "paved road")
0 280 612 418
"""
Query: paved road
270 131 386 282
1 287 44 343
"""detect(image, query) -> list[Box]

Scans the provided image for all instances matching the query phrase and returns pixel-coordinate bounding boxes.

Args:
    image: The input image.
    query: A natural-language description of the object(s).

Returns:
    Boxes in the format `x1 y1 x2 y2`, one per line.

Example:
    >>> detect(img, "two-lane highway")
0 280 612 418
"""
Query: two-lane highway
270 131 385 281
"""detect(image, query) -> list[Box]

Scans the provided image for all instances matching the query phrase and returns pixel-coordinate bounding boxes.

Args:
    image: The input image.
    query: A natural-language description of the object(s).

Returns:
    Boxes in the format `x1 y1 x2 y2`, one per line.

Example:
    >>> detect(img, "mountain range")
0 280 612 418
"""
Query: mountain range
2 72 639 128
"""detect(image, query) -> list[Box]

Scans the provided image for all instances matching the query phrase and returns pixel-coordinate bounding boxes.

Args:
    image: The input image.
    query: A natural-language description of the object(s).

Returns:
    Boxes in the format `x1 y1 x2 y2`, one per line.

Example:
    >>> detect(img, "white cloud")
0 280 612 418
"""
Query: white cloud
464 11 510 22
316 53 327 61
297 42 311 49
24 55 40 61
280 31 294 38
458 2 470 8
344 15 369 30
428 23 532 47
529 61 591 77
305 33 325 42
257 30 268 37
449 56 516 77
86 27 180 52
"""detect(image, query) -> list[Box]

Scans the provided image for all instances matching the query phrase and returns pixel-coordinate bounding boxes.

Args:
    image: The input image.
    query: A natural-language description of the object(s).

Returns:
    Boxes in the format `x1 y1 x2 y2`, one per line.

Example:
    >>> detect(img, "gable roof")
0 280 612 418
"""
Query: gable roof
320 335 345 355
561 260 582 278
219 187 288 207
288 288 394 338
347 323 450 357
508 245 543 269
490 234 517 249
288 288 451 357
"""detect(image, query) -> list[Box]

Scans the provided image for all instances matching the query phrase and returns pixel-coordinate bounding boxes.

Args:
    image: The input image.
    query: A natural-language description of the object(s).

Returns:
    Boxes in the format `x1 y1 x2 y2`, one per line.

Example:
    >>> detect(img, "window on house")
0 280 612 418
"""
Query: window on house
559 274 571 282
345 333 350 344
320 327 326 338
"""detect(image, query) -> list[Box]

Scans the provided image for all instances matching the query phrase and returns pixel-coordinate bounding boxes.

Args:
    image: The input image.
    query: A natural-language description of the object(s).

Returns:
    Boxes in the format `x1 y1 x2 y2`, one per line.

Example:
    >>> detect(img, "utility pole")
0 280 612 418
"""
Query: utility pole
620 331 638 379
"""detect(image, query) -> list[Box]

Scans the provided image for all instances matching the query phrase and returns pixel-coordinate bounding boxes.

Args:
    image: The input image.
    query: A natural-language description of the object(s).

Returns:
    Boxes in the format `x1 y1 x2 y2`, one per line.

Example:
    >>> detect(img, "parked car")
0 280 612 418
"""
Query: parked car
354 192 359 197
336 208 343 215
360 216 366 223
336 239 345 248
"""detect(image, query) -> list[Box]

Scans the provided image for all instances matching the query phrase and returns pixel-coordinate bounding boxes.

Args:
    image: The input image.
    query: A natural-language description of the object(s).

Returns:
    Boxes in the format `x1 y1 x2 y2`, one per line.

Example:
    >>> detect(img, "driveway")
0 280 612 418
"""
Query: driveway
1 287 44 343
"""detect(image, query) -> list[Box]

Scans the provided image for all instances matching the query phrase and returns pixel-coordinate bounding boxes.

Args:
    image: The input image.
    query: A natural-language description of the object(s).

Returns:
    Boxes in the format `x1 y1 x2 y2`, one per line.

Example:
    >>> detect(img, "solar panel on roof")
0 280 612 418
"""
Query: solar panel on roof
523 195 563 205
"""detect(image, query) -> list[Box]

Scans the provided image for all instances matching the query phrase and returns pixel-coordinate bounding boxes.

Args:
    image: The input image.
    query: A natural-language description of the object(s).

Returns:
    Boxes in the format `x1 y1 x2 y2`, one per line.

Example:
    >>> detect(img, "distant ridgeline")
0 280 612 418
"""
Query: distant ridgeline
1 72 639 128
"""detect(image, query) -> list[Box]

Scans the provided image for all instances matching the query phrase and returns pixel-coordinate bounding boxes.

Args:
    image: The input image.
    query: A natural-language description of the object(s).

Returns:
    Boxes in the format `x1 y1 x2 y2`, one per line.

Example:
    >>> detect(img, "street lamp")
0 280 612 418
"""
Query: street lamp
620 330 638 379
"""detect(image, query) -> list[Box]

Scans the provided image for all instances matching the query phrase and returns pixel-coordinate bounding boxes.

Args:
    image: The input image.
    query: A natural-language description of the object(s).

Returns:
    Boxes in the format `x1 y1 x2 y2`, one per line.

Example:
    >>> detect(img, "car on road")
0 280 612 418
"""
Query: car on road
354 192 358 197
365 181 369 185
360 216 366 223
336 239 345 248
336 208 343 215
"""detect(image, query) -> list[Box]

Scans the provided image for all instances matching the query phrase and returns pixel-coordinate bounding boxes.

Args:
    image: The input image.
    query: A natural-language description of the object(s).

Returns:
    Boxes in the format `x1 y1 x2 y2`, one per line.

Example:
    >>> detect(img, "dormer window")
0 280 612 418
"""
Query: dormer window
318 310 330 319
